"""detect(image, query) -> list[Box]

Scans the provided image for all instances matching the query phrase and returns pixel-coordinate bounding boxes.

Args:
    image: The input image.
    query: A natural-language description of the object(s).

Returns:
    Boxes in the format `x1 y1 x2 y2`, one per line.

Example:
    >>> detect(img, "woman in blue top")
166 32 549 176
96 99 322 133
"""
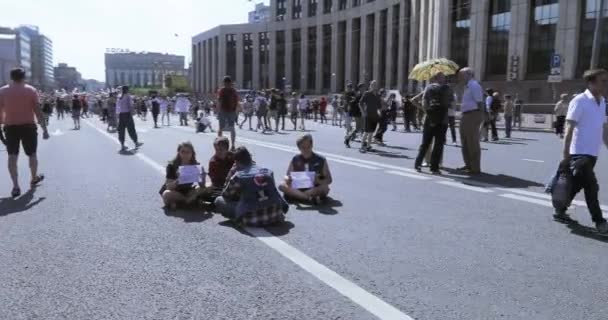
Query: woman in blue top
279 134 333 205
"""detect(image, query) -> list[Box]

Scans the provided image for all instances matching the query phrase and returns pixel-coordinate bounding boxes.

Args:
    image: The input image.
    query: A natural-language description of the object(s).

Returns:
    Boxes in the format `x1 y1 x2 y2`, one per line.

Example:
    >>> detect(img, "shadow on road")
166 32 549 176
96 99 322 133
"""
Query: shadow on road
0 189 46 217
294 197 343 215
485 140 528 146
566 223 608 243
164 208 214 223
218 220 295 237
369 149 412 159
382 145 411 151
443 168 545 188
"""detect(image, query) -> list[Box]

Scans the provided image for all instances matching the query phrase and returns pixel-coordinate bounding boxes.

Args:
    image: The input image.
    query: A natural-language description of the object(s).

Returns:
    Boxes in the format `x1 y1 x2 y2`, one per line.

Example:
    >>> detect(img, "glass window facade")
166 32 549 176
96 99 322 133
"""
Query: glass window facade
292 29 302 90
293 0 302 19
450 0 470 69
307 26 317 90
322 24 332 90
486 0 511 77
338 0 347 10
226 34 237 80
527 0 559 77
353 0 360 8
276 0 287 20
259 32 270 88
390 4 400 87
323 0 333 13
276 30 286 89
243 33 253 89
309 0 318 17
577 0 608 76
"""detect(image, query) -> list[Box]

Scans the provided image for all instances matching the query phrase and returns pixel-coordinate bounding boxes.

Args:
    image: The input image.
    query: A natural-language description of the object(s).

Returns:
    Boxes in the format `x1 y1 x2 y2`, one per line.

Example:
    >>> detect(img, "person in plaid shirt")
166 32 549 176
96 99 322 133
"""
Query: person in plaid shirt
214 146 288 226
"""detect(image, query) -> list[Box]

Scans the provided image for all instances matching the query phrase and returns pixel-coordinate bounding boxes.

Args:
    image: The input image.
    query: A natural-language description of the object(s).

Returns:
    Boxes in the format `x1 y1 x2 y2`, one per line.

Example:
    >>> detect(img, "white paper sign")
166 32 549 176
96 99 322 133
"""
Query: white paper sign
178 165 201 184
290 171 315 189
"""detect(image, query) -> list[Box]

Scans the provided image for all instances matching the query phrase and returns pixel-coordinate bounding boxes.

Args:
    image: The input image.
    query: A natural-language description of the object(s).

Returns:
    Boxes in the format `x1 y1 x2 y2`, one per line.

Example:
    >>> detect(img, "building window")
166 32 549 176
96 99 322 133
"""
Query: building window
486 0 511 77
322 24 332 90
293 0 302 19
292 29 302 90
577 0 608 76
323 0 333 13
527 0 559 77
276 31 286 89
338 0 347 10
226 34 237 81
353 0 360 7
351 18 361 83
260 32 270 88
243 33 253 89
307 26 317 90
390 4 400 87
450 0 470 69
277 0 287 20
309 0 318 17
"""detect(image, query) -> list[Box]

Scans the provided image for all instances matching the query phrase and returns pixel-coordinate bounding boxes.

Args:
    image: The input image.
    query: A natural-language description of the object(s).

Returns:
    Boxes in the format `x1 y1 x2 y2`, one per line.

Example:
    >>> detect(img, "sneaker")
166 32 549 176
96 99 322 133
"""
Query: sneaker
135 142 144 148
30 174 45 187
553 210 576 224
596 221 608 234
421 162 430 168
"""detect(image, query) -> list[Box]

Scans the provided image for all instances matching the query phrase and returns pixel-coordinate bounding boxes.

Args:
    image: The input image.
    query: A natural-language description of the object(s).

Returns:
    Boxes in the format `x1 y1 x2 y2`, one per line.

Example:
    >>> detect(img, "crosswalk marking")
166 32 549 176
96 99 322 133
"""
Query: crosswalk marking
437 181 493 193
386 170 432 180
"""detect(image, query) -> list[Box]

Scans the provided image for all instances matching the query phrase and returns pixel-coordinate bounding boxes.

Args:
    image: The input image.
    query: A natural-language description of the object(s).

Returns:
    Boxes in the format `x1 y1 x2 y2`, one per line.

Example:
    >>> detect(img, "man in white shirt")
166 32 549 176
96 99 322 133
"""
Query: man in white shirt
116 86 142 151
556 69 608 234
457 67 485 174
175 94 191 126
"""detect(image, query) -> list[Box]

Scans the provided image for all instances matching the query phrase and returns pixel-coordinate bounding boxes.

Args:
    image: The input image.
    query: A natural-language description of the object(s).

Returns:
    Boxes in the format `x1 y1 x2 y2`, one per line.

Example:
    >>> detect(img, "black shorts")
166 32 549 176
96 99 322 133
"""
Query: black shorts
364 116 379 133
4 124 38 156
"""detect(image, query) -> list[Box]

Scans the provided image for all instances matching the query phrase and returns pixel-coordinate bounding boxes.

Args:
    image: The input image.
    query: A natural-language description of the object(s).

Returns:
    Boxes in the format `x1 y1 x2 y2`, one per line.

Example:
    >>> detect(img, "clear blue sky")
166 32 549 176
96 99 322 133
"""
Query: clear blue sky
0 0 268 81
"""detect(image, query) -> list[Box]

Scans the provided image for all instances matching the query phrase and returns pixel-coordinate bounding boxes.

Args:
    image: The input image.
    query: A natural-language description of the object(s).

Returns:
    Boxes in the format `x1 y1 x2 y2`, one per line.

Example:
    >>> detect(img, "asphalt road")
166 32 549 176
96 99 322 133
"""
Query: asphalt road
0 114 607 320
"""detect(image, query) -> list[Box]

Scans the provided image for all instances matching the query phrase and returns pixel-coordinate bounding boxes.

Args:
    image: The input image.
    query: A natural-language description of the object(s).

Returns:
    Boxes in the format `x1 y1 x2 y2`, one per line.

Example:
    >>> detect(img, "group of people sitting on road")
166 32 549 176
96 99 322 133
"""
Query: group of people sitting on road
159 134 333 227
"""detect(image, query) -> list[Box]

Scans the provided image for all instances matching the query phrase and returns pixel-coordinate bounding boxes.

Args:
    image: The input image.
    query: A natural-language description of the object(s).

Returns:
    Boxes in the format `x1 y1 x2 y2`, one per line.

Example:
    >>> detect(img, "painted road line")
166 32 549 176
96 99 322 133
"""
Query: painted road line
500 194 554 207
497 188 608 212
247 227 413 320
86 119 413 320
522 159 545 163
437 181 493 193
386 170 432 180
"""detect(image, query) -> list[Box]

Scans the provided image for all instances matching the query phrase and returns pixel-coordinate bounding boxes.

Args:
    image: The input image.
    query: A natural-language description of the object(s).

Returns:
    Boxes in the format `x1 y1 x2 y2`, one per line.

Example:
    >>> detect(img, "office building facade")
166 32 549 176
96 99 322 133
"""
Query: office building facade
0 27 32 85
54 63 83 91
192 0 605 102
17 26 55 91
104 51 186 89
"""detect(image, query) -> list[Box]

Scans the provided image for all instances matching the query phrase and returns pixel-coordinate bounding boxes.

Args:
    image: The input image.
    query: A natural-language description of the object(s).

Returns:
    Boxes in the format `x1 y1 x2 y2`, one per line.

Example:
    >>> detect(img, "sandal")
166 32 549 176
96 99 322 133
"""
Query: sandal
31 174 45 187
11 188 21 198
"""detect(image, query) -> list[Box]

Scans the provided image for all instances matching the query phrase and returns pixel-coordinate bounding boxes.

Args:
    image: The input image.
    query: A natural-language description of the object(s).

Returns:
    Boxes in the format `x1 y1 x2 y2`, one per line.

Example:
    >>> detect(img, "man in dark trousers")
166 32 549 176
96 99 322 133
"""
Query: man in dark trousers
116 86 142 151
414 72 452 175
555 69 608 234
344 83 365 148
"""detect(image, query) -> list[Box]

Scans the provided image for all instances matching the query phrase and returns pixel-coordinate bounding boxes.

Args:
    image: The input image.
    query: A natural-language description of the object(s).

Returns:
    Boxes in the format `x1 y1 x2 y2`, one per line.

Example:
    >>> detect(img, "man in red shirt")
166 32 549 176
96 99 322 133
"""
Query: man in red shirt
217 76 239 151
0 68 49 197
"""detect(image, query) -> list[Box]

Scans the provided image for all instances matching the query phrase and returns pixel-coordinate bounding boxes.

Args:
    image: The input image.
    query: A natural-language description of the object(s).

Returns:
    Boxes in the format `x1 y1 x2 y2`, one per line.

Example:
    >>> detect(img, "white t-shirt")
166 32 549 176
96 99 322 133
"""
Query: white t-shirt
298 98 309 111
567 89 608 157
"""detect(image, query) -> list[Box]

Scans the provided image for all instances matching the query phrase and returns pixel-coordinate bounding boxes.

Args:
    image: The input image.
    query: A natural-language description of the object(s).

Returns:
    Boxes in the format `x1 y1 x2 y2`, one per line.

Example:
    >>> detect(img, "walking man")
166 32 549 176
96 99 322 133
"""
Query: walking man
414 73 451 174
359 81 382 153
116 86 142 152
217 76 239 151
555 69 608 234
0 68 49 197
457 67 485 174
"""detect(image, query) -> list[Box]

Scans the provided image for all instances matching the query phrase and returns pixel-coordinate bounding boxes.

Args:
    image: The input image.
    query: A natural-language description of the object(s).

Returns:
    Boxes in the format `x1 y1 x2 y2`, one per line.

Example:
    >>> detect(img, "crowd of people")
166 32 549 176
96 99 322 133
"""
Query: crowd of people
1 65 607 234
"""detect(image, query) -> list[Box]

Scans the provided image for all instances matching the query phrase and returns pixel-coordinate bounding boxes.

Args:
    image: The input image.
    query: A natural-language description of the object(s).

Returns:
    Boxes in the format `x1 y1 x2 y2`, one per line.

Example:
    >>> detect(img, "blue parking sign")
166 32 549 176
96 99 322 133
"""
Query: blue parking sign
551 53 561 69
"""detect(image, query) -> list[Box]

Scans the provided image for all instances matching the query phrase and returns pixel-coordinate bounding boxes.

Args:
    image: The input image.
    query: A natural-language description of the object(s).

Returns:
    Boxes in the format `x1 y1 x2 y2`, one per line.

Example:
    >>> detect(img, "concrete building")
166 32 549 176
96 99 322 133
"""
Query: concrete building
104 51 186 89
54 63 83 91
0 27 32 85
249 2 272 23
17 26 55 91
192 0 605 102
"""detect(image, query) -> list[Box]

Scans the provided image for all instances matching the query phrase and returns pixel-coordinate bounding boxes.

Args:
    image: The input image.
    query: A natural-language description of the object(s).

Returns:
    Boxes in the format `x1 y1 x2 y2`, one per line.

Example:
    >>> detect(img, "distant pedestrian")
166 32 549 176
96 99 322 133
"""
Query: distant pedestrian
402 94 417 132
298 94 309 131
277 92 288 131
457 67 484 175
359 81 382 153
554 93 569 139
217 76 240 150
503 94 514 138
0 67 49 197
289 92 299 130
514 96 523 129
255 92 269 133
71 94 82 130
116 86 142 151
175 94 191 126
344 83 364 148
150 93 161 128
319 96 328 124
239 95 254 130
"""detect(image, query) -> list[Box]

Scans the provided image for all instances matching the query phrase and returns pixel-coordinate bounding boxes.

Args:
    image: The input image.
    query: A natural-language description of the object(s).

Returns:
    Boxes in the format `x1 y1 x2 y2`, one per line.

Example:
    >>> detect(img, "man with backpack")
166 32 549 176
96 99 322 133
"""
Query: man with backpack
414 72 452 174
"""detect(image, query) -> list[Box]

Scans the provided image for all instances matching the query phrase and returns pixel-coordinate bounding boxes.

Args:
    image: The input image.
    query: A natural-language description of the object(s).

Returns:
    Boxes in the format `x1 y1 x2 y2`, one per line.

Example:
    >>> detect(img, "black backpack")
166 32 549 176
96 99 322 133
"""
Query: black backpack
425 84 449 125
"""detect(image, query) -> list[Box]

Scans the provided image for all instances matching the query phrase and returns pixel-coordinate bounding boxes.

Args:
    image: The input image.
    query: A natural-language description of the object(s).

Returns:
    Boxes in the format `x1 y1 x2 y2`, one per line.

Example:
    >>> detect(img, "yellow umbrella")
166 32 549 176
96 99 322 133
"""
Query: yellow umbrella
408 58 460 81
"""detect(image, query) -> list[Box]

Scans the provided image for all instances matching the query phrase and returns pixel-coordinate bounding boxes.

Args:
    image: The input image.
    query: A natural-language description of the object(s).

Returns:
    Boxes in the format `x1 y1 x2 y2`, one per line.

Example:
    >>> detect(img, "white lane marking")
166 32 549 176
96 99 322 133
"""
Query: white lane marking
437 181 493 193
386 170 432 180
247 227 413 320
85 119 413 320
497 188 608 212
84 120 165 173
500 194 554 207
522 159 545 163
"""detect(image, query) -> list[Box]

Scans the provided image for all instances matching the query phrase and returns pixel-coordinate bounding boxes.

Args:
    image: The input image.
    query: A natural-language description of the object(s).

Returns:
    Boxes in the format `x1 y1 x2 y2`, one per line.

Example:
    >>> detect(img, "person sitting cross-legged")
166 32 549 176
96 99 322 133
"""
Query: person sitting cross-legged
160 142 205 210
279 134 333 205
214 146 288 226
